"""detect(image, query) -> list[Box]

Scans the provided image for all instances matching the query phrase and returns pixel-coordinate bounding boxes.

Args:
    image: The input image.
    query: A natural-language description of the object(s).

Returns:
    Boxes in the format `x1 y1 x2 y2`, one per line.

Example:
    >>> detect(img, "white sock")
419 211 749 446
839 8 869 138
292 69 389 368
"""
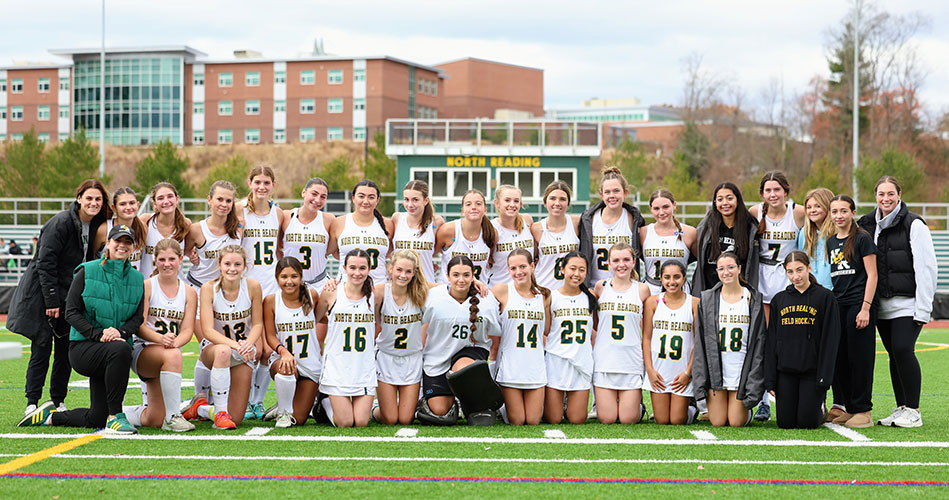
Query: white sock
194 361 212 401
696 398 708 413
197 404 215 420
159 371 182 421
122 405 145 427
210 367 230 415
252 364 270 405
274 374 296 414
140 380 148 407
760 392 770 406
322 397 336 427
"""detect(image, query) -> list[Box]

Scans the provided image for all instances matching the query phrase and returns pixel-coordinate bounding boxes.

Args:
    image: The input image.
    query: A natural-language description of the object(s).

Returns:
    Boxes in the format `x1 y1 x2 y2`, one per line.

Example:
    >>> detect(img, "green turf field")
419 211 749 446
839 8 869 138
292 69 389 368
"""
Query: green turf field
0 326 946 498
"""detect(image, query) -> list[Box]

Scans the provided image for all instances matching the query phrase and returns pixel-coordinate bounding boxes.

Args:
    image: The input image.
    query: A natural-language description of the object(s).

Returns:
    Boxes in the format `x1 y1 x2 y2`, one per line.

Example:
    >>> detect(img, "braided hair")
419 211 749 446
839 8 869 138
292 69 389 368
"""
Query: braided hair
446 255 481 335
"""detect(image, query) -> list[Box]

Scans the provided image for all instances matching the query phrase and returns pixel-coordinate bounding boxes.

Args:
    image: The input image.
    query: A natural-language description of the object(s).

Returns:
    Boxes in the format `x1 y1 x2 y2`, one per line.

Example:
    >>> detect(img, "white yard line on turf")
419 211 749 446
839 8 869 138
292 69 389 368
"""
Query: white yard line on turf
822 422 872 442
690 430 717 440
544 429 566 439
245 427 272 436
395 428 418 437
1 432 944 448
1 453 946 467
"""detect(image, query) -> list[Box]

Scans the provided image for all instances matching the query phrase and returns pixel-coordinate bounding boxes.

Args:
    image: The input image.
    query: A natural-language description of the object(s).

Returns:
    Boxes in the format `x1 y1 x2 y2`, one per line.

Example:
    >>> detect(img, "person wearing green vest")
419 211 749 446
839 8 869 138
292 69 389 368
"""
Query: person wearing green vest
19 225 145 433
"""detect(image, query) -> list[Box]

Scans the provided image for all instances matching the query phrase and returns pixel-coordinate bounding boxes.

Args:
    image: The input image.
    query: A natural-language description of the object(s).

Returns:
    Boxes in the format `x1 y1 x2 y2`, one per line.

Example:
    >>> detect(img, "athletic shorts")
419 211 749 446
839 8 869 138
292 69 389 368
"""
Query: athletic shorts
321 384 375 397
546 354 592 392
267 351 320 384
376 350 423 386
593 371 643 391
422 346 488 399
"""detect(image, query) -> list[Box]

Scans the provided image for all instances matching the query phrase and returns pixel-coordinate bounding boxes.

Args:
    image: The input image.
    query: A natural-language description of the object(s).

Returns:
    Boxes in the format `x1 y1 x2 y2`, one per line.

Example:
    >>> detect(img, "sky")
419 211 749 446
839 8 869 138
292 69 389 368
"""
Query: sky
4 0 948 119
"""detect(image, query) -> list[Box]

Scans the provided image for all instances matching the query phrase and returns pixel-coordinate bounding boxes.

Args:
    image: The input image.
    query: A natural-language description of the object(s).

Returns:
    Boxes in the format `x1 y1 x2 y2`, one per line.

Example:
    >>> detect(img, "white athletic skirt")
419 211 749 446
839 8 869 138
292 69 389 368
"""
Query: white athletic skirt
376 350 423 386
322 384 376 397
199 337 257 368
593 371 643 391
758 263 790 304
268 352 321 383
545 354 592 392
642 372 693 397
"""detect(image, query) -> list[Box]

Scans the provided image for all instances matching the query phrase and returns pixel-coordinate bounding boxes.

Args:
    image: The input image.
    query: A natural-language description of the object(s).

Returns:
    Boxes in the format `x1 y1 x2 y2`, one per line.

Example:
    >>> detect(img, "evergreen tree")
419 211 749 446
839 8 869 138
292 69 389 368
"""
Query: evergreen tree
0 129 46 197
607 139 652 194
857 148 923 201
197 154 251 199
799 156 848 195
675 122 711 179
132 140 195 197
43 130 107 197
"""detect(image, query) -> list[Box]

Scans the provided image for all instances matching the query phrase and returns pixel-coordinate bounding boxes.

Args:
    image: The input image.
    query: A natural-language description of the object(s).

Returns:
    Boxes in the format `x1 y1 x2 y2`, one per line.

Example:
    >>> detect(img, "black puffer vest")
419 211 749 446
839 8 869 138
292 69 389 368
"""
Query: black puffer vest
857 202 920 298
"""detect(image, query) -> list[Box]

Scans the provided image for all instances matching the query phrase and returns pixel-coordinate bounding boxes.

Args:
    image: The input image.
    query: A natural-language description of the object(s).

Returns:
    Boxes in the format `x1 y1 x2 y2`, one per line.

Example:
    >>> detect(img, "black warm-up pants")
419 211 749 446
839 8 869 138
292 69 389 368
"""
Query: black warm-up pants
775 371 825 429
24 316 72 406
877 316 922 409
50 340 131 429
831 303 877 414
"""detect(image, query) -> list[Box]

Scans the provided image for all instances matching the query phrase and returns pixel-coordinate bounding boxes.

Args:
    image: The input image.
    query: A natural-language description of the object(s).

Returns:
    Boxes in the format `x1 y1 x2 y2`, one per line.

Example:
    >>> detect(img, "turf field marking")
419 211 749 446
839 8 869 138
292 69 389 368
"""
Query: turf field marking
0 434 101 475
4 472 948 487
3 432 946 448
690 430 716 440
7 453 948 467
875 340 949 355
544 429 566 439
245 427 271 436
822 423 871 442
395 428 418 437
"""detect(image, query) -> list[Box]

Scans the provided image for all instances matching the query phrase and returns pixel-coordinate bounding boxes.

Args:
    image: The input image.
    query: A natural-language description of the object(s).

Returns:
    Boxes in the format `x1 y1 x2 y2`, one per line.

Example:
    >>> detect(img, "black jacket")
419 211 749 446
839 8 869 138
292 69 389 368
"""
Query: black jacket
857 202 920 298
691 216 760 295
578 201 645 287
693 282 767 408
764 283 841 390
7 201 106 341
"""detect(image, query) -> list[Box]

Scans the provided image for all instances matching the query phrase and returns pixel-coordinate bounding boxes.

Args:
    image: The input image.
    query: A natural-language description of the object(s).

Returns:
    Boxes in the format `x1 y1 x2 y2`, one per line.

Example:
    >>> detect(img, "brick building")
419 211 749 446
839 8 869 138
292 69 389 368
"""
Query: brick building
434 58 543 118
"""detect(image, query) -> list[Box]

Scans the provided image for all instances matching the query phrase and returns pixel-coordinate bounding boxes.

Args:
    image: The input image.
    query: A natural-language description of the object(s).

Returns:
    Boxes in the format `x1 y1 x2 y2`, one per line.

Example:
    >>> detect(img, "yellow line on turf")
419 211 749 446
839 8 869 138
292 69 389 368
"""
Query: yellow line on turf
0 433 101 475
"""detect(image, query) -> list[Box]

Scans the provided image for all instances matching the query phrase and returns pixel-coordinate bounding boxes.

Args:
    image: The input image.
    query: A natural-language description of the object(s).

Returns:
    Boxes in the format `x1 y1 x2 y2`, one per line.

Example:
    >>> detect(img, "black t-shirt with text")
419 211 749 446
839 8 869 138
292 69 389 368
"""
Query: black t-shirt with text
704 223 737 289
828 231 877 306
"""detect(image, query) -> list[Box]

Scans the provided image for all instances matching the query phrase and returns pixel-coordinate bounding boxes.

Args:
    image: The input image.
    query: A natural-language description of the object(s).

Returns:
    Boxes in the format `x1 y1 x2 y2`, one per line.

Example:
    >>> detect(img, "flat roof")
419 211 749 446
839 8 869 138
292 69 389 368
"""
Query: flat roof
194 55 444 75
0 63 71 70
434 57 542 72
49 46 207 59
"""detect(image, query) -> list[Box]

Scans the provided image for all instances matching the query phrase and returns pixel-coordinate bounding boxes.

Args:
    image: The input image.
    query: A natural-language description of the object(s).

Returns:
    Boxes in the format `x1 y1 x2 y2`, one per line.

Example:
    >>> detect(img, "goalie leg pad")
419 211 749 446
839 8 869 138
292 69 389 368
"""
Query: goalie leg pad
446 360 504 416
415 397 458 426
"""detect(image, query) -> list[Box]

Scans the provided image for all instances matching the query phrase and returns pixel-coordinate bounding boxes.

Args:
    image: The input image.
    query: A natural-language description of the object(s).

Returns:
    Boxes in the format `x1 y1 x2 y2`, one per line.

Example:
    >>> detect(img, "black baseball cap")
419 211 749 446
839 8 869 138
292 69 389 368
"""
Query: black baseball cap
108 224 136 244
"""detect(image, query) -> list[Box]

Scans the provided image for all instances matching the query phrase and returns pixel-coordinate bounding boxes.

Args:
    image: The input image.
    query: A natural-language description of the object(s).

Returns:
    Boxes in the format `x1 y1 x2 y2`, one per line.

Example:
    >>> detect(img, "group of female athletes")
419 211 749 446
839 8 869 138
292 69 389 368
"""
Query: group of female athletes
17 164 937 433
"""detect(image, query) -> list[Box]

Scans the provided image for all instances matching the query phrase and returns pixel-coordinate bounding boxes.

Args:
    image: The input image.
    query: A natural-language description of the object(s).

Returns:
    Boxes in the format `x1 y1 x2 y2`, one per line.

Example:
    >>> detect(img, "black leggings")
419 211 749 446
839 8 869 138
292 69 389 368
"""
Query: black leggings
878 317 922 409
50 340 131 429
775 371 825 429
831 303 877 414
25 317 71 405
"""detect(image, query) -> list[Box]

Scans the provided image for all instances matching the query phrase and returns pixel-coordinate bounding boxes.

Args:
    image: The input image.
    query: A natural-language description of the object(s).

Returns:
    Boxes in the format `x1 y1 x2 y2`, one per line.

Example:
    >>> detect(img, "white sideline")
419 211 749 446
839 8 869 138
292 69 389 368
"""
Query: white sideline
1 432 945 448
822 422 872 442
245 427 271 436
690 430 717 440
0 453 945 467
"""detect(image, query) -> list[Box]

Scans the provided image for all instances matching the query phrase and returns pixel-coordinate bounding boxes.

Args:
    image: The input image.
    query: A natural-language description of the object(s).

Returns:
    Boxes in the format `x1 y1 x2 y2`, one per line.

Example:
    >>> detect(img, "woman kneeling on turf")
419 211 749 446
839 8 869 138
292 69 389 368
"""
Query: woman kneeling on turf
693 252 766 427
264 257 321 428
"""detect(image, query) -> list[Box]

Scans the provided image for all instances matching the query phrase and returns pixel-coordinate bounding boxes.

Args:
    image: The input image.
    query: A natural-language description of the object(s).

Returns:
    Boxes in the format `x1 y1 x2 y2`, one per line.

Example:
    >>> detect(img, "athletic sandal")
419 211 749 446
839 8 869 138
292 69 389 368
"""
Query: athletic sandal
877 407 903 426
18 401 55 427
162 414 196 432
891 408 922 428
844 411 873 429
103 413 138 434
831 411 853 424
182 396 208 421
213 410 237 430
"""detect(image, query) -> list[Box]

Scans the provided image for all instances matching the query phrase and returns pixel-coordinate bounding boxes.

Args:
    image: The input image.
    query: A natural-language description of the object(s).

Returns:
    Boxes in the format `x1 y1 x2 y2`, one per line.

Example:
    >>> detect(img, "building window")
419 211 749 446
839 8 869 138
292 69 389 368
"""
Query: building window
245 128 260 144
353 127 366 141
354 98 365 111
11 106 23 121
38 78 50 93
59 77 69 91
300 99 315 114
218 100 233 116
353 69 365 82
328 69 343 84
432 109 437 119
418 81 424 93
11 133 23 141
327 127 343 140
0 134 5 141
432 81 437 96
218 129 232 144
275 71 286 84
11 78 23 93
0 79 5 92
218 72 233 87
300 70 315 85
38 133 50 143
245 71 260 86
193 130 205 144
327 98 343 113
194 102 204 114
59 106 69 119
274 100 286 113
194 73 204 86
299 127 315 142
274 128 286 143
0 106 5 119
59 133 69 142
245 99 260 115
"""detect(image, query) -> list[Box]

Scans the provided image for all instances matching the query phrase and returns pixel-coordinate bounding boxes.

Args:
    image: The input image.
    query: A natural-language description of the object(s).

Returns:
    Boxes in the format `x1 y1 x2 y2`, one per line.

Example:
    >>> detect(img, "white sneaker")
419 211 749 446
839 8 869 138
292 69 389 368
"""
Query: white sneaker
891 408 922 428
56 403 67 412
24 404 37 416
274 412 295 429
877 407 903 426
162 414 196 432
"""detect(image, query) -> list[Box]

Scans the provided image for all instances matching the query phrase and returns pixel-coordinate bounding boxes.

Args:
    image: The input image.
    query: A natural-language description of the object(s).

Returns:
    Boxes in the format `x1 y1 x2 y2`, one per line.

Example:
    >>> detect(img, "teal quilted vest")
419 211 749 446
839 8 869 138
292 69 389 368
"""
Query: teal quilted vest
69 258 144 345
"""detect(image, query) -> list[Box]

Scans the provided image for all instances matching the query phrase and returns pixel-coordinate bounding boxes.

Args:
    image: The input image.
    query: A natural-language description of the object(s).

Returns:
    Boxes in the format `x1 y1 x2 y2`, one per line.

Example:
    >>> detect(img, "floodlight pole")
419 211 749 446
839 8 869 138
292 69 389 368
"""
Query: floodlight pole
99 0 105 178
852 0 861 203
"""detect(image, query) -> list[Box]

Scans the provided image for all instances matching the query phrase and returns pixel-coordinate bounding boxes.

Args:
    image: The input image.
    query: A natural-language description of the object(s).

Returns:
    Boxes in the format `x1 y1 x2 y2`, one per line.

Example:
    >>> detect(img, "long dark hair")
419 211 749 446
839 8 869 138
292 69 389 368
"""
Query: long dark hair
352 180 389 238
828 194 868 264
275 257 313 315
706 182 753 262
757 171 792 235
343 248 374 309
783 250 818 287
403 180 434 238
649 188 683 241
76 179 113 220
659 260 688 292
149 182 189 243
508 248 550 299
111 186 146 250
208 180 241 239
462 189 497 248
446 255 481 334
561 251 597 314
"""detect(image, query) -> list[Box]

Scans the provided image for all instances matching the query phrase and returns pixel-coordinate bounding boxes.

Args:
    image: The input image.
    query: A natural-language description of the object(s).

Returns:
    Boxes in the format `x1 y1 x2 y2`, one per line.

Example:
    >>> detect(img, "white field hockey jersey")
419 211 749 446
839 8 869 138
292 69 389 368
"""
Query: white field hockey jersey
644 293 694 395
377 283 424 356
594 280 645 375
139 216 183 279
242 205 281 297
212 278 253 343
758 201 801 303
719 288 751 388
187 220 241 288
283 208 330 288
590 209 633 284
496 283 547 387
392 214 437 283
545 289 594 378
106 219 143 271
535 217 580 290
320 289 377 388
274 293 322 378
421 285 499 376
438 222 491 284
336 213 390 284
642 223 691 295
488 218 535 285
140 275 187 346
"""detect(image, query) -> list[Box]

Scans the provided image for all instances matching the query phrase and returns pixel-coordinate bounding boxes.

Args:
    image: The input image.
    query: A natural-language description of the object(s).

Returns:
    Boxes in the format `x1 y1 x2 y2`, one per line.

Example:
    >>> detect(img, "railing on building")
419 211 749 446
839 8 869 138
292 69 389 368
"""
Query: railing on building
385 119 601 157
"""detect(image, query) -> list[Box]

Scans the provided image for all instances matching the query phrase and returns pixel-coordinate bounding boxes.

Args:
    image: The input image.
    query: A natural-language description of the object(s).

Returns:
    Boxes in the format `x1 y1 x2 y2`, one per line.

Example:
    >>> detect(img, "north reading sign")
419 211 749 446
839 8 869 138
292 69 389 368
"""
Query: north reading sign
446 156 541 168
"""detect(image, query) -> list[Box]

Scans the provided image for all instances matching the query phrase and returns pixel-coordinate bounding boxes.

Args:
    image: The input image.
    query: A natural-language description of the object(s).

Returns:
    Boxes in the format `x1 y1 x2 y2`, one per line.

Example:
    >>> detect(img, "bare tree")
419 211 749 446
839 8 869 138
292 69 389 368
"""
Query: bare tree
680 52 727 122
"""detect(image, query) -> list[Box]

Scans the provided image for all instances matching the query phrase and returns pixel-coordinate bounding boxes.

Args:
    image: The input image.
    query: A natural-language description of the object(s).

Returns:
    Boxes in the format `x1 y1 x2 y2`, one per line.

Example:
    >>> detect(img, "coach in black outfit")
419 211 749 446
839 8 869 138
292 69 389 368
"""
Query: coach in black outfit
7 179 111 415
